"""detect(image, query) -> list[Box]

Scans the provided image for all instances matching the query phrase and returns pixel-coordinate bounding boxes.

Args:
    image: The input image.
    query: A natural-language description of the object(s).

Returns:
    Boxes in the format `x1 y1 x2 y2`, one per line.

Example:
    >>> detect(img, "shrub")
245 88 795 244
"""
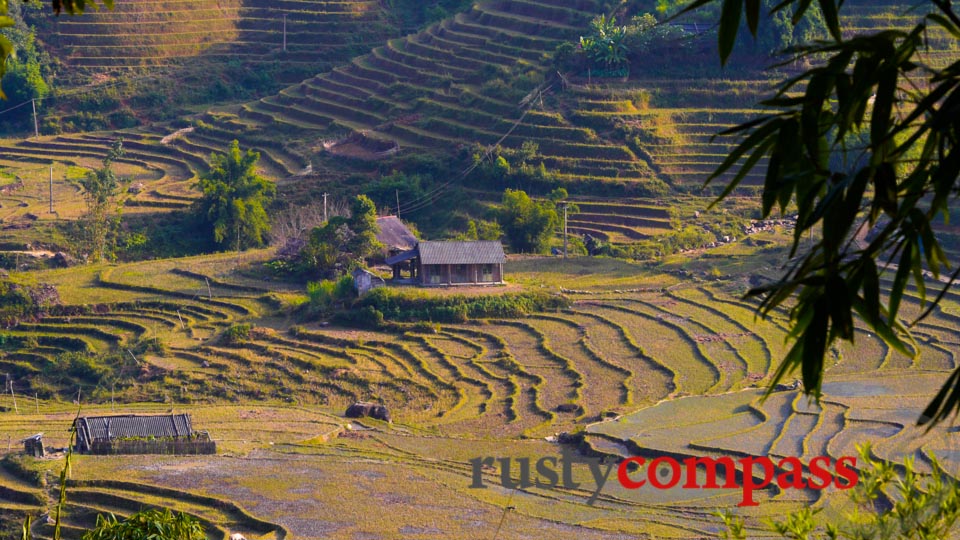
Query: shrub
341 288 570 326
222 324 252 345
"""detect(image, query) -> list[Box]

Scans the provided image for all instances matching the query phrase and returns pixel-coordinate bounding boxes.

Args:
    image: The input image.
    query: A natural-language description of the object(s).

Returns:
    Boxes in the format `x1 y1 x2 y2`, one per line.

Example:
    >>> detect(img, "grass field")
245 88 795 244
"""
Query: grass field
0 231 954 538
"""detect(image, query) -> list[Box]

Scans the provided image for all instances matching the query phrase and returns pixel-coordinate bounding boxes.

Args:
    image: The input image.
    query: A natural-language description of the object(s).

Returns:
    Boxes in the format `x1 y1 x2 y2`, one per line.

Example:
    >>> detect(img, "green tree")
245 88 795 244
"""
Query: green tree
0 0 107 98
0 2 51 130
498 189 561 254
77 139 126 262
347 194 382 260
81 508 205 540
458 219 503 241
299 195 382 278
580 14 629 68
194 140 276 251
690 0 960 426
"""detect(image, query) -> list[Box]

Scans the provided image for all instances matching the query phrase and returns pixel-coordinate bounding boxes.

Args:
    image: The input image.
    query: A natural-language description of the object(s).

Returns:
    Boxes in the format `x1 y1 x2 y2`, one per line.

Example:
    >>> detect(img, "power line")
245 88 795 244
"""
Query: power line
0 99 35 116
397 84 551 216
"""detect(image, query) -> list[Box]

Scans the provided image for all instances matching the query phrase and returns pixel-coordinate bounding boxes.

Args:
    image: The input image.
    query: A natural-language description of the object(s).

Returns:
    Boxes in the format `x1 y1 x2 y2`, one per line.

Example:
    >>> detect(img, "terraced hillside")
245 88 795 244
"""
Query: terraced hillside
0 250 956 537
32 0 393 73
200 0 666 193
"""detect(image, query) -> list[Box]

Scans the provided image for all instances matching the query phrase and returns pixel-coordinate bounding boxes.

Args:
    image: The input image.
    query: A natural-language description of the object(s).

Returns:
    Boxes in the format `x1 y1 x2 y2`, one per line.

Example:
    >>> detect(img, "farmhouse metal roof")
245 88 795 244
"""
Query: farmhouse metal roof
385 249 418 266
376 216 418 251
75 414 193 442
418 241 506 265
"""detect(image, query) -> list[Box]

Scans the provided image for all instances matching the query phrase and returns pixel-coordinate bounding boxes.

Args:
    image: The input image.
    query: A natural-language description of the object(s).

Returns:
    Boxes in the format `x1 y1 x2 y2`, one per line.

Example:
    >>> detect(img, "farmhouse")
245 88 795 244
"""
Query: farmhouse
73 413 215 455
386 241 505 286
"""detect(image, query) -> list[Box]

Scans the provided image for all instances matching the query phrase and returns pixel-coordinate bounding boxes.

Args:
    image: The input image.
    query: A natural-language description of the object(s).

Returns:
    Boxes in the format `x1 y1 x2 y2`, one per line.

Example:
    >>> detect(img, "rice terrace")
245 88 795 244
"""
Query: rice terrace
0 0 958 538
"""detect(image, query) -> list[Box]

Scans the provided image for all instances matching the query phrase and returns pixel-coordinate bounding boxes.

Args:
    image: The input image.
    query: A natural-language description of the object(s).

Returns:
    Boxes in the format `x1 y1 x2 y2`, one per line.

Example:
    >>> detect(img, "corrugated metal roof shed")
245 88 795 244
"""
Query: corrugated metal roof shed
418 241 506 265
75 414 193 449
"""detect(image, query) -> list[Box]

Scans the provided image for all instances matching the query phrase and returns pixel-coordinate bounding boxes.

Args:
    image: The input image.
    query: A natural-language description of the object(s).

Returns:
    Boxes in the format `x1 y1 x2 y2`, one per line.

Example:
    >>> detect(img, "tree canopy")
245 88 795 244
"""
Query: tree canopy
0 0 110 98
77 138 126 262
689 0 960 426
299 194 382 278
194 140 276 251
497 188 563 254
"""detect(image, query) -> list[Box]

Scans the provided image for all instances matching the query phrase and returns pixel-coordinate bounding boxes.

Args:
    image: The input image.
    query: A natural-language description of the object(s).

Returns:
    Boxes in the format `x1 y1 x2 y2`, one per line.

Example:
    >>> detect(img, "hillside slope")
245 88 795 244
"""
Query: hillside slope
30 0 393 73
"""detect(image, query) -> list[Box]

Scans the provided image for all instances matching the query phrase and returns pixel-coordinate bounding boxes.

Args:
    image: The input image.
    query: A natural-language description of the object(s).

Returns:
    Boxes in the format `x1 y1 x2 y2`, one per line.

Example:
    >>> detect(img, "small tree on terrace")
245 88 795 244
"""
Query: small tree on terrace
299 194 382 278
498 188 561 254
77 138 126 262
194 140 276 251
580 14 629 69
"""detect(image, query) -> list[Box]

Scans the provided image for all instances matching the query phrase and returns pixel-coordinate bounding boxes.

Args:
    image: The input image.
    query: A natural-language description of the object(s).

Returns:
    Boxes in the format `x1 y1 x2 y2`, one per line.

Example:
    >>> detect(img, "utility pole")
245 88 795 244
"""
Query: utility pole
9 379 18 414
49 165 53 213
283 14 287 52
562 203 568 259
31 99 39 139
396 189 400 219
322 192 328 222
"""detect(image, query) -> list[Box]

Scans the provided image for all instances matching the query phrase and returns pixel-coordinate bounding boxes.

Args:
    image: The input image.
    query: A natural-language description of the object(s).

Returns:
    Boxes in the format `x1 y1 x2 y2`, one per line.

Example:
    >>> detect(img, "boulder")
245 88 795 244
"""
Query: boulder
52 252 76 268
345 401 391 422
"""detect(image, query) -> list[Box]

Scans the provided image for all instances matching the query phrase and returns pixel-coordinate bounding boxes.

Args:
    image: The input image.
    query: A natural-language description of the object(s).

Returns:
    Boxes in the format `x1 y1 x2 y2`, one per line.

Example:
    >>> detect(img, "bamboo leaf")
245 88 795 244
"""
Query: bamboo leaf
718 0 743 65
817 0 842 41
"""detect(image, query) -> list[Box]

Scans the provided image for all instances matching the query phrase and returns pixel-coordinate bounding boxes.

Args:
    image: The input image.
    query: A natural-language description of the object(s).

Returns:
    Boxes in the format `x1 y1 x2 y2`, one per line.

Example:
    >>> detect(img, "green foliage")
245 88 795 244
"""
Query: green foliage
298 195 382 278
337 288 570 327
383 0 471 30
194 140 276 251
622 13 691 62
222 323 251 345
0 280 39 320
718 444 960 539
76 139 127 262
497 188 561 254
81 508 205 540
692 0 960 426
50 352 108 382
580 14 629 69
362 172 426 212
306 275 355 315
457 219 503 242
0 0 54 103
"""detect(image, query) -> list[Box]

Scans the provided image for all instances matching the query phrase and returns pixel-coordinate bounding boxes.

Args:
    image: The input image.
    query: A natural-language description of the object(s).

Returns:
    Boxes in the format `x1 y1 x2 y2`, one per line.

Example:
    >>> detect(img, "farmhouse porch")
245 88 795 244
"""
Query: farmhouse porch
386 241 505 286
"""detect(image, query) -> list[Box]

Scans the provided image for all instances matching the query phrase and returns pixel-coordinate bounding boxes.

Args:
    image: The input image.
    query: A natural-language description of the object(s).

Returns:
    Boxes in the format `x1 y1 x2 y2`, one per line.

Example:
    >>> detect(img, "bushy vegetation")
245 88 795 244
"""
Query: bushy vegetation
75 139 127 263
306 276 355 315
335 288 570 327
82 508 205 540
497 188 568 254
295 195 382 279
720 444 960 539
0 0 52 133
0 279 59 322
384 0 472 30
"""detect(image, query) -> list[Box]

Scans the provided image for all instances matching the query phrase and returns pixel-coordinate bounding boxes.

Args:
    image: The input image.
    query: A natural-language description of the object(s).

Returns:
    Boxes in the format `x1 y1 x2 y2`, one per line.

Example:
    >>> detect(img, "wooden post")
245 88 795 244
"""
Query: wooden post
49 165 54 214
9 380 17 414
35 393 39 415
31 99 39 139
562 203 568 259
